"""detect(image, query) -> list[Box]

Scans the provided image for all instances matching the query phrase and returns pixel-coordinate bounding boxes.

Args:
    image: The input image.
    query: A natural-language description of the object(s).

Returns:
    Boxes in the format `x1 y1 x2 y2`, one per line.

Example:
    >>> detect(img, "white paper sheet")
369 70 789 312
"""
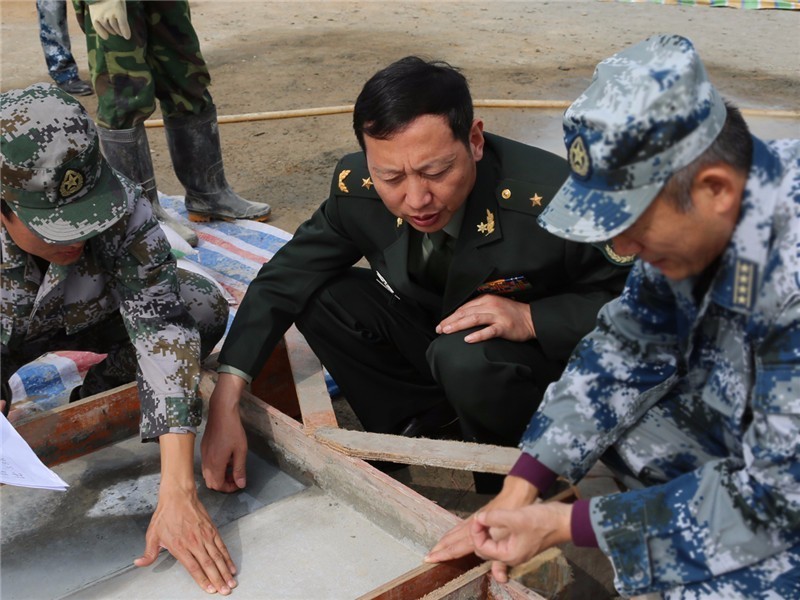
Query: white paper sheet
0 413 68 491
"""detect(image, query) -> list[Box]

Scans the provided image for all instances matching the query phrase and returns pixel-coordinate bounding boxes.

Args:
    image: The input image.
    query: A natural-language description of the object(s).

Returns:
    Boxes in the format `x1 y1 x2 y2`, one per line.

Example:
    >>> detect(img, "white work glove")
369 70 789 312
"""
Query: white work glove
88 0 131 41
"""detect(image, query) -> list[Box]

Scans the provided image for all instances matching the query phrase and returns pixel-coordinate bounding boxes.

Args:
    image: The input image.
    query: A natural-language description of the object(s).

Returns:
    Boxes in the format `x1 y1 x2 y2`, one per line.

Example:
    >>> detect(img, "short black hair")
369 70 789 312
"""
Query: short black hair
353 56 474 151
664 101 753 211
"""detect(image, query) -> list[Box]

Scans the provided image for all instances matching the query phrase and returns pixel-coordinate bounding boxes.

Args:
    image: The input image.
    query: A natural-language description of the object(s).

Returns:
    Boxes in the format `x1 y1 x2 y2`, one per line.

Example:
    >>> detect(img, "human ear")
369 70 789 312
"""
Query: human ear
470 119 485 161
692 164 745 218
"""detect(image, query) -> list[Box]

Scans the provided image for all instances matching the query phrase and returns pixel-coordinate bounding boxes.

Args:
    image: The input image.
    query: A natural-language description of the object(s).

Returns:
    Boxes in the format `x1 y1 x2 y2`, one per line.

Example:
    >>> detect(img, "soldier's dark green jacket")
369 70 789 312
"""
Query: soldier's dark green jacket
219 133 631 380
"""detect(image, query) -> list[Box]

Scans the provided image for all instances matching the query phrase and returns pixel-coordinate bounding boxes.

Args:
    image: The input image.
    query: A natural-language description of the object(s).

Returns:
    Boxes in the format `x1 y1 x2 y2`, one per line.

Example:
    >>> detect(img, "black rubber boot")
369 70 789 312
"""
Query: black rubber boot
164 106 271 223
96 123 199 247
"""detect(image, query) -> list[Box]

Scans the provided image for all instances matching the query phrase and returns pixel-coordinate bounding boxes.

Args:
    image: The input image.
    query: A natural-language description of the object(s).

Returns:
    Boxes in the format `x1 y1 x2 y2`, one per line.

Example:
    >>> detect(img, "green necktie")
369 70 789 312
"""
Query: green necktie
421 230 454 293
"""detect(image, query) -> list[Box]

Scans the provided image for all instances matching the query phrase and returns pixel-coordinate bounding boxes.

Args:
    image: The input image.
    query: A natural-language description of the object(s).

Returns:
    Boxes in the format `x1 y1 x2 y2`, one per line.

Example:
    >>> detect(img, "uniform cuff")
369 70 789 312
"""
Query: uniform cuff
570 499 599 548
217 364 253 384
508 452 558 492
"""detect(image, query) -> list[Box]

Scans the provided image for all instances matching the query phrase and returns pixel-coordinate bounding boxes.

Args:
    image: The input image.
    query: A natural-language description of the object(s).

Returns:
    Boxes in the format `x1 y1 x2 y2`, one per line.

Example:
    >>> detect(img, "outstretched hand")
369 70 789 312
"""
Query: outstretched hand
436 295 536 343
136 486 237 594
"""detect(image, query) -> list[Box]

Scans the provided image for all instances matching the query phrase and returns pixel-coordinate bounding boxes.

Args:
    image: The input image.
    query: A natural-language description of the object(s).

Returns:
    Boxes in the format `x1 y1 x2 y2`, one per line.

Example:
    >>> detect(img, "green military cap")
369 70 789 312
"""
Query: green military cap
1 83 133 243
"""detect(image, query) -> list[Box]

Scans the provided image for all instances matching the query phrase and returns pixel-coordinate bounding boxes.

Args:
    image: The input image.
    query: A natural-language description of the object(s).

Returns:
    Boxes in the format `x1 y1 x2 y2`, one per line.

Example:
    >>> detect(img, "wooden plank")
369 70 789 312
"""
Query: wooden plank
509 547 572 598
283 327 338 430
199 372 464 547
420 562 490 600
14 382 140 467
314 427 519 474
248 337 302 420
357 555 483 600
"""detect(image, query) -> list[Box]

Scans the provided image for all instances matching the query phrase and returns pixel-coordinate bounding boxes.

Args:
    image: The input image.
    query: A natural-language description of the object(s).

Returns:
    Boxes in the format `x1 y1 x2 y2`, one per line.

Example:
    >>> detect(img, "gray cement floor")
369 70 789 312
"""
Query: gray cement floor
1 432 426 600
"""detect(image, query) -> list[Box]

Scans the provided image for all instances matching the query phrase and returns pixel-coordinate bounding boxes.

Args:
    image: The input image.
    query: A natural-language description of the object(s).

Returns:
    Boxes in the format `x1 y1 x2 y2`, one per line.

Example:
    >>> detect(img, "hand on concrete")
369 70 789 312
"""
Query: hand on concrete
135 485 237 595
88 0 131 40
471 502 573 583
136 433 237 594
424 475 538 566
436 294 536 343
201 373 248 493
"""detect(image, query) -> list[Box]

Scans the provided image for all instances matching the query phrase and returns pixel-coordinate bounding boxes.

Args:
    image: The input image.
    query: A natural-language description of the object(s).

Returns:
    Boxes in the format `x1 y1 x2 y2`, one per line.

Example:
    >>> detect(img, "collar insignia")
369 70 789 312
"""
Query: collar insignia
530 193 543 207
604 243 636 265
568 136 591 179
477 209 495 236
338 169 351 193
396 217 403 227
60 169 84 198
362 177 373 190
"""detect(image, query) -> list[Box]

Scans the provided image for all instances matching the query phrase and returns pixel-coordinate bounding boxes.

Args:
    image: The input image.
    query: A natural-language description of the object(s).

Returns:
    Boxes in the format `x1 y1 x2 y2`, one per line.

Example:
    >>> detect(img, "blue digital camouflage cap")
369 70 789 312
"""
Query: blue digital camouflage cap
538 34 727 243
1 83 132 243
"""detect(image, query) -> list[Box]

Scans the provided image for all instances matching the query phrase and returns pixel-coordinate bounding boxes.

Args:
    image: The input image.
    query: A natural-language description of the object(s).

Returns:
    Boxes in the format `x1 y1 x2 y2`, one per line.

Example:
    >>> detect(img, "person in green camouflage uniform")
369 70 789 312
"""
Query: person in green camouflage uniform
71 0 271 246
1 84 238 595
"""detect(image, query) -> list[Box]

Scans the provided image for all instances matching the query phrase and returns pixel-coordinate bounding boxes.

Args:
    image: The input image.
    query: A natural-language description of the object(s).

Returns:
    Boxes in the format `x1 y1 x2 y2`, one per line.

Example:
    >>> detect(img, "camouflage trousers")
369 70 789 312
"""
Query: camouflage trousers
603 400 800 598
1 270 228 406
37 0 79 84
72 0 212 129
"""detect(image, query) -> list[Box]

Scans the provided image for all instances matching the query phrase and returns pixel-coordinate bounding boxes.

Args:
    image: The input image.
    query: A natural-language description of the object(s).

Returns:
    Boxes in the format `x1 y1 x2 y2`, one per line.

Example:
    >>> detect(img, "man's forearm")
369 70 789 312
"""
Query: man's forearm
159 432 197 492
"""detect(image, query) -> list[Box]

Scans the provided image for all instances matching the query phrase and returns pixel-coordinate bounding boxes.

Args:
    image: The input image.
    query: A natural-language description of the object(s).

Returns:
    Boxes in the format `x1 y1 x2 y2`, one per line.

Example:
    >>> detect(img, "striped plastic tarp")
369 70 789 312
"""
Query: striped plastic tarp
8 194 295 422
616 0 798 8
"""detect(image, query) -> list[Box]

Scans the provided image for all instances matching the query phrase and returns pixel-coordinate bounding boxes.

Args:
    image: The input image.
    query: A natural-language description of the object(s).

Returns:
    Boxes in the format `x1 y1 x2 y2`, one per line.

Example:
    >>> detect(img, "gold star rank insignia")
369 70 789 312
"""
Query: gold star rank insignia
338 169 351 193
568 136 590 178
59 169 84 197
530 193 543 207
477 209 495 236
362 177 373 190
732 259 756 309
396 217 403 227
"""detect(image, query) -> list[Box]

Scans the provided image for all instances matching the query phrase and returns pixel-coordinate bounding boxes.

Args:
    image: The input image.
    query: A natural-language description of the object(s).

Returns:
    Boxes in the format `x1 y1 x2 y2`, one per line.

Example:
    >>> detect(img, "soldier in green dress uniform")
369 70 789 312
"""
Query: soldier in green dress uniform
202 57 632 493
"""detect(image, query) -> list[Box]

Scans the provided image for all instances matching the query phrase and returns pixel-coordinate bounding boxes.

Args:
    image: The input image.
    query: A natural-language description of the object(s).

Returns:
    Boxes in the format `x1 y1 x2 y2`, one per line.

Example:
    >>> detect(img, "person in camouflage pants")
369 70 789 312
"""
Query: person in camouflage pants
428 35 800 598
1 84 238 595
72 0 271 246
37 0 93 96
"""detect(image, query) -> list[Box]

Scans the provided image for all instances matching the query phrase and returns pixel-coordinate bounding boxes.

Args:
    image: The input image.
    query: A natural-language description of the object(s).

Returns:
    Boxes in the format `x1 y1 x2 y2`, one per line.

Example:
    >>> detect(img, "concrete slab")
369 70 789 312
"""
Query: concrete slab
1 435 306 600
66 487 426 599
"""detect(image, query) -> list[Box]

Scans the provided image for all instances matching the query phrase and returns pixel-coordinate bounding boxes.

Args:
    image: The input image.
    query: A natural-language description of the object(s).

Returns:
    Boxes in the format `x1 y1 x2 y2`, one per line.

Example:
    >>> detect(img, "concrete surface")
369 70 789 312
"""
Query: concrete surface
64 488 425 599
1 434 306 600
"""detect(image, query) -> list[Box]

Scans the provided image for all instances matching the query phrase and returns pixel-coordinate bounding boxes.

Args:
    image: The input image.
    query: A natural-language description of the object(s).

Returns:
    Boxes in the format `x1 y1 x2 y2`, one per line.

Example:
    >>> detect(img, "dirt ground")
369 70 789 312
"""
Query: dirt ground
2 2 799 598
2 1 798 234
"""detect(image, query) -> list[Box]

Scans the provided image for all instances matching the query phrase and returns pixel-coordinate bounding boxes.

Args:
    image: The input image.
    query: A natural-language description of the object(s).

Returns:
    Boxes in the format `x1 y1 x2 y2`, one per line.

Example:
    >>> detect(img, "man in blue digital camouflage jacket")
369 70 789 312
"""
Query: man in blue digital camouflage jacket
428 34 800 599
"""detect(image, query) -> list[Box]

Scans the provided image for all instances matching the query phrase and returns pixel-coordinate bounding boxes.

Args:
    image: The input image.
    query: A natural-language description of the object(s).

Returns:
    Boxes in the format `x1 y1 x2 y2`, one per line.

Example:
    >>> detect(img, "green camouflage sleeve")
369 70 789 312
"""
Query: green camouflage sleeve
101 195 202 440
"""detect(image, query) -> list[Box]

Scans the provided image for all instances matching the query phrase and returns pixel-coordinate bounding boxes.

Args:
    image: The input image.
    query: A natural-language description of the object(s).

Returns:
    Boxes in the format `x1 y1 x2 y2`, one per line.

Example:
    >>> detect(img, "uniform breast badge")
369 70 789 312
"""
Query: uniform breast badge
477 209 495 235
476 276 532 296
338 169 351 193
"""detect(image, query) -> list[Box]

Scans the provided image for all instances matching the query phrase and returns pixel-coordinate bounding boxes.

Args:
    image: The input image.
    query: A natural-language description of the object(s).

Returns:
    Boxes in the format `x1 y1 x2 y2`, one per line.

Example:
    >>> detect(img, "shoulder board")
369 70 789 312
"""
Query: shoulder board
332 152 380 199
593 241 637 267
495 177 563 217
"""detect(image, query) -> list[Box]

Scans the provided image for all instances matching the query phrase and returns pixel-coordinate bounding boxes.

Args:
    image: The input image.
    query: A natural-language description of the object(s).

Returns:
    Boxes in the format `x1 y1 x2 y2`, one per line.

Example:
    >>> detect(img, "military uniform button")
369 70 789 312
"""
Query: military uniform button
501 188 511 199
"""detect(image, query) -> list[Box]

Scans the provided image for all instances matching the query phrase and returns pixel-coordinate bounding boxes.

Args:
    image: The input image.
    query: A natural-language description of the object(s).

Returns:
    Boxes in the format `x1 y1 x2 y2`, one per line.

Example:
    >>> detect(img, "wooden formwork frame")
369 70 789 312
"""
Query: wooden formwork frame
14 329 571 599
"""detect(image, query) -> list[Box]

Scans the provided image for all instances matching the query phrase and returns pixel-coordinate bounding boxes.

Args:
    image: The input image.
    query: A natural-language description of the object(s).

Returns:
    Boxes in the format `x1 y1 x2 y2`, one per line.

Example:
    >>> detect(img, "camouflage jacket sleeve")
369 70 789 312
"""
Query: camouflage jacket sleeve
523 267 800 594
519 139 800 595
99 196 202 440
